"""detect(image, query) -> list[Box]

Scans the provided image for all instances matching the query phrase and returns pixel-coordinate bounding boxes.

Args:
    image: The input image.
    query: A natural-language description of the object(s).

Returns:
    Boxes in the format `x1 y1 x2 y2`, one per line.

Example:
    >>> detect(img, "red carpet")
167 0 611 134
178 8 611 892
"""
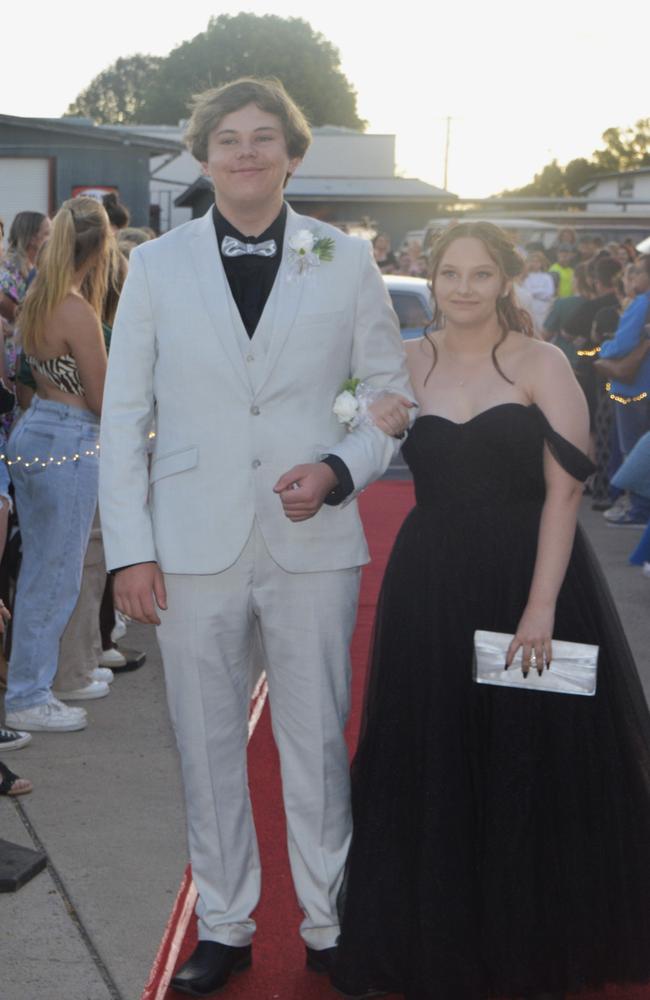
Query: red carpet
143 480 650 1000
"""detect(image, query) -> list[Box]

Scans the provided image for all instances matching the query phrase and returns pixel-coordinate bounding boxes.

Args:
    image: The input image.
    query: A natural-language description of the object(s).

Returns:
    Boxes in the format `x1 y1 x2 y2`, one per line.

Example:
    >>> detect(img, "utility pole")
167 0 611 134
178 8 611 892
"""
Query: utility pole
443 116 452 191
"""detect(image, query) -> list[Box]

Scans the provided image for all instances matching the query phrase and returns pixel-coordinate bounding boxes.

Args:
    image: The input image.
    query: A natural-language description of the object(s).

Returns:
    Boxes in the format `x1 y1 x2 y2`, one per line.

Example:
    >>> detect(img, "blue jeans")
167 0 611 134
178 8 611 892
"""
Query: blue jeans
5 398 99 711
614 399 650 521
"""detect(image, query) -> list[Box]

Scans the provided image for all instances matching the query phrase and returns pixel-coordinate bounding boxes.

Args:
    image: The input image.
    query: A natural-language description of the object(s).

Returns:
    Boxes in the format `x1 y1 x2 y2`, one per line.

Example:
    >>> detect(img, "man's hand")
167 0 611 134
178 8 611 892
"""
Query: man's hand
113 562 168 625
273 463 339 522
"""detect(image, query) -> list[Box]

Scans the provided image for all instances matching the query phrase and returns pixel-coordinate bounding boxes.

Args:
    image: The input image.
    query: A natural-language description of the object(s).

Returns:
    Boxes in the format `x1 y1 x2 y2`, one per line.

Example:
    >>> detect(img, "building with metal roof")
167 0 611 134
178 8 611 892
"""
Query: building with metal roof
0 114 182 232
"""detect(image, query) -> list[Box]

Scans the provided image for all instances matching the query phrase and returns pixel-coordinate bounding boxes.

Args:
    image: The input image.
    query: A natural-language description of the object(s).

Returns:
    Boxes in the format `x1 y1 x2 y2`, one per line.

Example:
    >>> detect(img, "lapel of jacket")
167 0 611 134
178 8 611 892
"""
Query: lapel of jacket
255 205 309 395
188 208 251 394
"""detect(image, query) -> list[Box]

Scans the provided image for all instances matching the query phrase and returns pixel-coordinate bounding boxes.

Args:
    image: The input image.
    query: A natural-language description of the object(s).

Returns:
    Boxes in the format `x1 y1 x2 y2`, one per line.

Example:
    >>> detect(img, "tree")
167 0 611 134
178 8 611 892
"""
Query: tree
496 118 650 197
561 158 601 195
139 13 364 128
500 160 566 198
65 15 364 131
65 54 163 124
593 119 650 172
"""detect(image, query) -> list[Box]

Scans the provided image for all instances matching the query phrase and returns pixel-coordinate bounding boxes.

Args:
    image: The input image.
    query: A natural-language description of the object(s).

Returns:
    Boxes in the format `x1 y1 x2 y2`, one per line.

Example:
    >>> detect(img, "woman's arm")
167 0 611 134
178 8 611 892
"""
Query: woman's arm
0 293 17 323
507 344 590 671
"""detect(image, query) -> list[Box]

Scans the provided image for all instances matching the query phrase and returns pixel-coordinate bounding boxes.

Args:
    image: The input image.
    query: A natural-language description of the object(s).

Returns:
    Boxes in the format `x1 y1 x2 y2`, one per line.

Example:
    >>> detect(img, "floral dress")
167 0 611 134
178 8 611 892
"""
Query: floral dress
0 254 32 434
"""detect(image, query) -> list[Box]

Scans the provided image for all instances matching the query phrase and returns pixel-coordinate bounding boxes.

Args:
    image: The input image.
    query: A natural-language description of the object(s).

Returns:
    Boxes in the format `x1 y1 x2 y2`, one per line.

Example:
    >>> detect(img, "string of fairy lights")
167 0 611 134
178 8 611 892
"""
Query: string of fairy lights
0 431 157 470
0 444 100 469
575 345 648 405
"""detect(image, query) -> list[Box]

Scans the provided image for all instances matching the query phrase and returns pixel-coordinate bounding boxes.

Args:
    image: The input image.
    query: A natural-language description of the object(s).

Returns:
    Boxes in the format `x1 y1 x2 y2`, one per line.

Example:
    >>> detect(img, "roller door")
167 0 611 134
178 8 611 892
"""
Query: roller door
0 158 50 237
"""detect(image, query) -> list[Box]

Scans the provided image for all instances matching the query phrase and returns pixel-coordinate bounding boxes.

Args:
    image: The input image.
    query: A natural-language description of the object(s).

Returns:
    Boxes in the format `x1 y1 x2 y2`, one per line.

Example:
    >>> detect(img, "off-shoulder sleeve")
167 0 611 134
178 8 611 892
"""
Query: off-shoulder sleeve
533 404 595 482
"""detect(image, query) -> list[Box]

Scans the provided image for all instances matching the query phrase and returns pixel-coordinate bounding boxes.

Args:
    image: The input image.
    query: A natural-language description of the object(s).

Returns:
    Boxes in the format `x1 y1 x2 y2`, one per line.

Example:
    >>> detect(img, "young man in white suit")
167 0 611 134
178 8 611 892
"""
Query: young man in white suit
99 78 413 997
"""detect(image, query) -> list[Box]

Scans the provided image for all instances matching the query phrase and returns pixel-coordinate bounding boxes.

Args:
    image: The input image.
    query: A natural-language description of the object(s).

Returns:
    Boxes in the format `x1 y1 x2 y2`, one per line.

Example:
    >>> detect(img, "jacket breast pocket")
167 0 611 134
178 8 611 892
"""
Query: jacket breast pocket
150 446 198 484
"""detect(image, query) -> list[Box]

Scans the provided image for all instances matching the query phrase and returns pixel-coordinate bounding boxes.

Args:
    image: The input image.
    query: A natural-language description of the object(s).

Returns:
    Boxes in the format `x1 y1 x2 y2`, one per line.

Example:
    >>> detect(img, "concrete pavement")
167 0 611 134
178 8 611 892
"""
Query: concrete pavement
1 501 649 1000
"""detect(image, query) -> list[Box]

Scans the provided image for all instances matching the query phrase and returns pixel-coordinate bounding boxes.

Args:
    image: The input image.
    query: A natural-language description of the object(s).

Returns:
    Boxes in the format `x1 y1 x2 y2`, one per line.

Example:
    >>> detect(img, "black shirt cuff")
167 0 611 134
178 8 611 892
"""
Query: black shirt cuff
321 455 354 506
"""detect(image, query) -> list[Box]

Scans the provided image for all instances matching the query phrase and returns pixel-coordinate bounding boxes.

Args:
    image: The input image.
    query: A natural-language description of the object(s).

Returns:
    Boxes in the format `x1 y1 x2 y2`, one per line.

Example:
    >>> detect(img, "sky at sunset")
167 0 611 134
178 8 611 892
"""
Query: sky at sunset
4 0 648 197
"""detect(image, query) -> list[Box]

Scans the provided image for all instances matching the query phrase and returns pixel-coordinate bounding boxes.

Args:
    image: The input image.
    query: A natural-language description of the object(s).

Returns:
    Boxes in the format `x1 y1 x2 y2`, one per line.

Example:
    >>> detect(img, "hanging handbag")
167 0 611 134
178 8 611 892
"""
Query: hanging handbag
473 630 598 696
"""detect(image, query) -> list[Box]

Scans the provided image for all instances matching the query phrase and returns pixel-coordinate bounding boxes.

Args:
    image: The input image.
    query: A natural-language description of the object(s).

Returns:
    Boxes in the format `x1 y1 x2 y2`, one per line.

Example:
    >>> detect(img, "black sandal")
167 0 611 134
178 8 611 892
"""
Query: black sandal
0 760 32 796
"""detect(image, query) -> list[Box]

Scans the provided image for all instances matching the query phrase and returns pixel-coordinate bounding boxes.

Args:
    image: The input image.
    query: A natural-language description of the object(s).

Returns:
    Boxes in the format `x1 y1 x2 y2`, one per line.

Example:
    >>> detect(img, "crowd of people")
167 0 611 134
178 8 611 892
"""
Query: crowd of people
0 194 155 794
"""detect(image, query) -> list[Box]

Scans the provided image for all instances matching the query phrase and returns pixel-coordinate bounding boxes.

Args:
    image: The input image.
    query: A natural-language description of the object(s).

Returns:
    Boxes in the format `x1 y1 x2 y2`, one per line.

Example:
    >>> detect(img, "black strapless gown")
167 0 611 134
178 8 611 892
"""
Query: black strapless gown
335 404 650 1000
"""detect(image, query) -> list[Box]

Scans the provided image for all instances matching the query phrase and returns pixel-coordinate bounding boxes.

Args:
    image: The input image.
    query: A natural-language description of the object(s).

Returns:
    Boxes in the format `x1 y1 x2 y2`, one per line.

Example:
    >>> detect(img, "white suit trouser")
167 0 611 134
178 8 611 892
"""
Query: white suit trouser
157 521 361 948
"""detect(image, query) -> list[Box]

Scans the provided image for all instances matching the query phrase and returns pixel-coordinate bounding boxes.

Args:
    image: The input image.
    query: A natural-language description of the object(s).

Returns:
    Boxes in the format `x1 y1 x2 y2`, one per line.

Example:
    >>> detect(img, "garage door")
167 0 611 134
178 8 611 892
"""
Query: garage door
0 158 50 239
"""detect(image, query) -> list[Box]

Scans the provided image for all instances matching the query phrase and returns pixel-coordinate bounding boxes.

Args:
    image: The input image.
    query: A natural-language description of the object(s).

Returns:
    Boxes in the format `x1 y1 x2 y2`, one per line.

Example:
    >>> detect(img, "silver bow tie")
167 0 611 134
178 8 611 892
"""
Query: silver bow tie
221 236 277 258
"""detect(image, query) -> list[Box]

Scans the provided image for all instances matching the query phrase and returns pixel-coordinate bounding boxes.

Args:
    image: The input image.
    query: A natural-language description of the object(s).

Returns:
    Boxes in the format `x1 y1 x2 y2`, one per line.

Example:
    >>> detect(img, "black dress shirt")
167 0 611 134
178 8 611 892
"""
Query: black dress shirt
213 203 352 505
212 204 285 338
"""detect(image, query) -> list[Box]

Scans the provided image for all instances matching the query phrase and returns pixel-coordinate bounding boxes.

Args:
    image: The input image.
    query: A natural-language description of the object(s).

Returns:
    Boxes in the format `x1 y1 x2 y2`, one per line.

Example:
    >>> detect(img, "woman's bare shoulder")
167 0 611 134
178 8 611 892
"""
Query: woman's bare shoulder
507 332 568 370
48 294 100 337
405 336 434 379
520 335 570 370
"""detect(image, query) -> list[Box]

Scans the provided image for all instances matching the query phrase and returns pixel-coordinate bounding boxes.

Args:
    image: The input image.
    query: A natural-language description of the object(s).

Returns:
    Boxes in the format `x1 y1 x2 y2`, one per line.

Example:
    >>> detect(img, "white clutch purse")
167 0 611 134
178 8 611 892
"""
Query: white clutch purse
473 630 598 696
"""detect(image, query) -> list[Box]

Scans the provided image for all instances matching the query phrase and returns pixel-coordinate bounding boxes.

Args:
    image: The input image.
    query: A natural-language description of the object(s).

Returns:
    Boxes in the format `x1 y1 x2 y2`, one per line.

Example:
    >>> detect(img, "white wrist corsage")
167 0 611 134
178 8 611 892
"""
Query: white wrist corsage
333 378 389 431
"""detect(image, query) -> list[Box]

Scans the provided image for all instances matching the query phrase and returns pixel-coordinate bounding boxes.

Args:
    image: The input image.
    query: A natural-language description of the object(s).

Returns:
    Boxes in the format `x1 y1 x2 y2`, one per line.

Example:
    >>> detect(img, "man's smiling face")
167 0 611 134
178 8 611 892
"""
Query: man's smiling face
202 102 302 213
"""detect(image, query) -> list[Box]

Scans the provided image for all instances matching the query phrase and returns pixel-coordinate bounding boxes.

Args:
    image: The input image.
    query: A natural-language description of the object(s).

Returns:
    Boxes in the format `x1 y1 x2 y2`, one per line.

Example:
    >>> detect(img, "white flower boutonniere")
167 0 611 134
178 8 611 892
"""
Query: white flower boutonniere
287 228 335 280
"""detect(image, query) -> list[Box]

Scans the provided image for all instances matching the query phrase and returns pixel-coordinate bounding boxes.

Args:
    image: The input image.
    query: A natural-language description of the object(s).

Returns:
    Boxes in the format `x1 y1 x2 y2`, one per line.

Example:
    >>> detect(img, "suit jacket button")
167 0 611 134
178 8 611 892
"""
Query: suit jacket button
252 459 261 469
250 405 260 416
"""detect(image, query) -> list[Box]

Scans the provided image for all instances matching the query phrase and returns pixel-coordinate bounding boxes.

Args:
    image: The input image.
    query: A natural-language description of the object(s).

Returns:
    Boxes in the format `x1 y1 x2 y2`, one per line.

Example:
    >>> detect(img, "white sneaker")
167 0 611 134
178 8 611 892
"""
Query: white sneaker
642 562 650 578
99 647 127 668
6 698 87 732
92 666 114 684
110 613 128 643
52 680 110 701
603 494 631 521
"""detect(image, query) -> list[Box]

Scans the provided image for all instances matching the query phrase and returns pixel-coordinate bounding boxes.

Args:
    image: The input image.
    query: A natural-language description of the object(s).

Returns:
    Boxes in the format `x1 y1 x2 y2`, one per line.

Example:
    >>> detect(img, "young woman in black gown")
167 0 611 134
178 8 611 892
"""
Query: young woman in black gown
332 223 650 1000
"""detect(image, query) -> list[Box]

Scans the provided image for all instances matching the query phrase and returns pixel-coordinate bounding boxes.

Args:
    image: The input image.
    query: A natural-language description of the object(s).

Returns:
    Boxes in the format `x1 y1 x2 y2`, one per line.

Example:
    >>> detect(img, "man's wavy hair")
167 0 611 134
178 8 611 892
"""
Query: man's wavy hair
185 77 311 164
425 221 535 385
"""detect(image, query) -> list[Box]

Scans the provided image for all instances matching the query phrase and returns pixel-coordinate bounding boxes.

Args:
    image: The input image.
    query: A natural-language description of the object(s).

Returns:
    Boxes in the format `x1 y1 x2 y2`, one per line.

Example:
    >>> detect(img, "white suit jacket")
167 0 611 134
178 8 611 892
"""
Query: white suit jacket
99 206 412 574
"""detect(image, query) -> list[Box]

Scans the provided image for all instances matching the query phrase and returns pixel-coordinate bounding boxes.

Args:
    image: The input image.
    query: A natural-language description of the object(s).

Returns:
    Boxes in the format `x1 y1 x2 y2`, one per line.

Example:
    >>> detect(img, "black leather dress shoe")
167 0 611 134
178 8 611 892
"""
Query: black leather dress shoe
170 941 252 997
305 944 338 973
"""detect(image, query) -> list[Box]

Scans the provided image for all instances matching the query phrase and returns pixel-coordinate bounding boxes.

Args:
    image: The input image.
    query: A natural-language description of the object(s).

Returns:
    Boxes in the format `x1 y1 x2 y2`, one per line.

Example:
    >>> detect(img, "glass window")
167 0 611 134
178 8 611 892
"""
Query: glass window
618 176 635 199
390 291 432 330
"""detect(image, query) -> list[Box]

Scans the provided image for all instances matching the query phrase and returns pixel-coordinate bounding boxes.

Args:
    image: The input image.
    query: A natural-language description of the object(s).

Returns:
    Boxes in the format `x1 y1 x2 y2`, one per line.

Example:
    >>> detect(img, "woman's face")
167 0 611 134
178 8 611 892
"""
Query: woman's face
434 236 506 327
631 259 650 295
622 264 636 297
374 234 390 255
28 217 51 260
528 253 545 272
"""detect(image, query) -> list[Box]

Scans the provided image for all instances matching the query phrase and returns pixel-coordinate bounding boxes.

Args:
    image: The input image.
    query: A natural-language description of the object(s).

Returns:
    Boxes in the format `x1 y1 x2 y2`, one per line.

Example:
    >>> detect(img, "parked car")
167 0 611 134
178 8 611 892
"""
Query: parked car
383 275 433 340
